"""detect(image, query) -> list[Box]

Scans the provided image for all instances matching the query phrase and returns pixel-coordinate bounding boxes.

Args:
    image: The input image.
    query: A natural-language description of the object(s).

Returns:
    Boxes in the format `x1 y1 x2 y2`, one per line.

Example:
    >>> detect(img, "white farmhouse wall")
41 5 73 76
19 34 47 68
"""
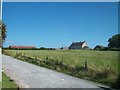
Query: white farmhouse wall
82 42 87 48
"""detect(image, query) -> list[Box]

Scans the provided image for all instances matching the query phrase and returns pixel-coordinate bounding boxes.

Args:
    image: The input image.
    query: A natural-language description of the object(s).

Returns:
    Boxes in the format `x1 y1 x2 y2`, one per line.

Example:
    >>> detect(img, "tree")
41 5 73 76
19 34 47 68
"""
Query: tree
108 34 120 48
0 20 7 47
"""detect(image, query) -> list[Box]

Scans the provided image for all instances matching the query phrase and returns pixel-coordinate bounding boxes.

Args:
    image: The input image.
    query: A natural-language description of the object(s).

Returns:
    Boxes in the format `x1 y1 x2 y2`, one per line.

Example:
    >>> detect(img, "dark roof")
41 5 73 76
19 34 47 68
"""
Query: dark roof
9 46 35 49
94 45 105 50
69 41 85 47
95 45 104 48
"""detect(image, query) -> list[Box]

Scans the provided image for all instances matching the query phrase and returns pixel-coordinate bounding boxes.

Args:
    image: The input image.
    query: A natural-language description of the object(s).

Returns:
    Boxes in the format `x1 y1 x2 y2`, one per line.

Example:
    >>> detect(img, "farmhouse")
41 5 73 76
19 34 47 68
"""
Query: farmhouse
9 45 35 49
69 41 88 49
94 45 105 50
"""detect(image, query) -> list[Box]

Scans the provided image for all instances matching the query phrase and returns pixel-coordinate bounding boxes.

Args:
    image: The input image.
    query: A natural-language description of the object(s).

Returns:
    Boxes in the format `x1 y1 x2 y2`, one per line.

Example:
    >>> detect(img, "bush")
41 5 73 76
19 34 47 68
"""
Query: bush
112 74 120 89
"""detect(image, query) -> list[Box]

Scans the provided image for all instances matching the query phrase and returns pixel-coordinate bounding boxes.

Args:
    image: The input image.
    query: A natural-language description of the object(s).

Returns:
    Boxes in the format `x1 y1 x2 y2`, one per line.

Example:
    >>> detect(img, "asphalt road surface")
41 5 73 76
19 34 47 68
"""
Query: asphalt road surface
2 55 110 89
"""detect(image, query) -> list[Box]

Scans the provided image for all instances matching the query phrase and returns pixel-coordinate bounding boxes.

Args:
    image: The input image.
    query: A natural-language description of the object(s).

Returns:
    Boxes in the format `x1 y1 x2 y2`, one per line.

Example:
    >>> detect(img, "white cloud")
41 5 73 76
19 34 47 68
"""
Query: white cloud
5 40 14 43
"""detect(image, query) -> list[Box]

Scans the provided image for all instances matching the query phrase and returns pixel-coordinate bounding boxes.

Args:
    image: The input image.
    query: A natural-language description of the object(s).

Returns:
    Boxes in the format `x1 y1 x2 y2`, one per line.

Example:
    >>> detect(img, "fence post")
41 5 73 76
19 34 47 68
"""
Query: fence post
84 60 88 71
46 57 48 60
35 56 37 60
23 53 25 57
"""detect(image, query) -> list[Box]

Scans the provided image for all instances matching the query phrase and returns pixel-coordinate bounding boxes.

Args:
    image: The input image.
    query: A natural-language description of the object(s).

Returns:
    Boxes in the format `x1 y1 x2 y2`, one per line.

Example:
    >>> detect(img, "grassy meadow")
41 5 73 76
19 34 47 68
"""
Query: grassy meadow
3 49 120 88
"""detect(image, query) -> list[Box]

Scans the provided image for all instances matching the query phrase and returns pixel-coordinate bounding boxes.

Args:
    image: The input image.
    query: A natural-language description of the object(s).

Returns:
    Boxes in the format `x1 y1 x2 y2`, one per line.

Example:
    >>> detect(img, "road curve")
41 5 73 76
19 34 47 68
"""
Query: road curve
2 55 108 89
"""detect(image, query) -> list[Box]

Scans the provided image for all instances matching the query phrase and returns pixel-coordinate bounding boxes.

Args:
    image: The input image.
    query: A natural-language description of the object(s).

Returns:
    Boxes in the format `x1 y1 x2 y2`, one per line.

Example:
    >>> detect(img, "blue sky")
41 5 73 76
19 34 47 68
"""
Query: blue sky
2 2 118 48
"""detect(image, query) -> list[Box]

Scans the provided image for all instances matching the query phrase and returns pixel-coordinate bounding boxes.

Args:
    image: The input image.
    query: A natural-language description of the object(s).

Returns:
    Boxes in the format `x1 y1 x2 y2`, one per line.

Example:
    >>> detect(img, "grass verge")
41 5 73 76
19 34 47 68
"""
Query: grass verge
0 82 1 90
2 72 18 89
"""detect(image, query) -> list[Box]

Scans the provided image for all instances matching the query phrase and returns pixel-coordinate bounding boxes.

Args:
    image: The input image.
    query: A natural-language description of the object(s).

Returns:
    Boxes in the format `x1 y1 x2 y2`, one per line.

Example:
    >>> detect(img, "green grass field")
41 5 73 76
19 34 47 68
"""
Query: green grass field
2 72 18 89
3 49 120 88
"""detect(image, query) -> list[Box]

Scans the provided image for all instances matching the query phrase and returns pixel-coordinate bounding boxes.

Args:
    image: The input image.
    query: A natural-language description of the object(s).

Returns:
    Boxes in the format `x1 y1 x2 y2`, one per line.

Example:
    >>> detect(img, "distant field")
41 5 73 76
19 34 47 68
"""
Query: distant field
3 50 120 88
4 50 119 70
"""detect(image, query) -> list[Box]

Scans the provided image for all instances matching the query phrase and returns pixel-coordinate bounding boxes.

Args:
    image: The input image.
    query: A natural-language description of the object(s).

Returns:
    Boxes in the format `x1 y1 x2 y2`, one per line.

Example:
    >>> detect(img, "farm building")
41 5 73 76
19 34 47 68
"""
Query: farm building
94 45 105 50
69 41 88 49
9 45 35 49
